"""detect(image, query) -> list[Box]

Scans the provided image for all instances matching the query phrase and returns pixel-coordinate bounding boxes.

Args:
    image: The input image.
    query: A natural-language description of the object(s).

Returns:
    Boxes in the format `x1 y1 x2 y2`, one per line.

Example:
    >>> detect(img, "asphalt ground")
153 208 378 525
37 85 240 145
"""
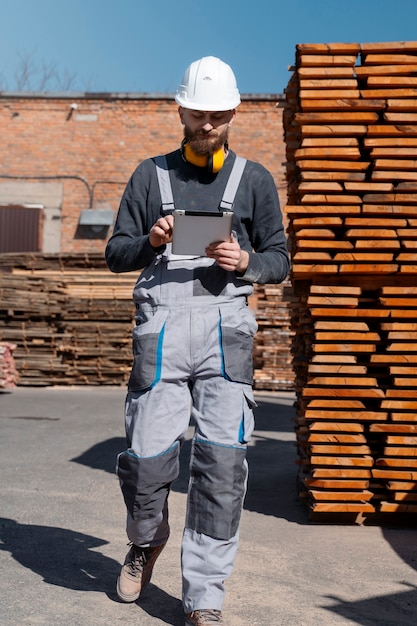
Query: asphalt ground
1 387 417 626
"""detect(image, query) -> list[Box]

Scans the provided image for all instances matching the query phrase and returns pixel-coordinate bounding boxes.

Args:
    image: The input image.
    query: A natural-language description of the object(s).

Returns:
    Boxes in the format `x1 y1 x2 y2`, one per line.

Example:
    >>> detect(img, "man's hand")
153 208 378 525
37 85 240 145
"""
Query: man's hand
206 236 249 273
149 215 174 249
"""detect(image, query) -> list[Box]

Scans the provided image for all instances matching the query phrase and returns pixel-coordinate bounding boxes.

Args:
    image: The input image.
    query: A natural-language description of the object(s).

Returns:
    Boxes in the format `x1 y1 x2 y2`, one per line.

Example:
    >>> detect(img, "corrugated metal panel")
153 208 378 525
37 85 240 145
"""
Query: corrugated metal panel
0 205 42 253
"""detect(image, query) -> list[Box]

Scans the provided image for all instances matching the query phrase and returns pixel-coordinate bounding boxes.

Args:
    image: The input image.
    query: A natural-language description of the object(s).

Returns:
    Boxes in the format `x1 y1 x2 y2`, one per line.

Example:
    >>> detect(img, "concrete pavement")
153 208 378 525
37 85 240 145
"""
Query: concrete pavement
1 387 417 625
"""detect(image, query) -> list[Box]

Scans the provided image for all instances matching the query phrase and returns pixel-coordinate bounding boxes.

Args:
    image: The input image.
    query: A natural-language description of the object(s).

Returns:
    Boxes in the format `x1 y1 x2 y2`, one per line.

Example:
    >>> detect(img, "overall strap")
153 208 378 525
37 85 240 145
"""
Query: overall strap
154 153 247 212
154 155 175 213
219 155 247 211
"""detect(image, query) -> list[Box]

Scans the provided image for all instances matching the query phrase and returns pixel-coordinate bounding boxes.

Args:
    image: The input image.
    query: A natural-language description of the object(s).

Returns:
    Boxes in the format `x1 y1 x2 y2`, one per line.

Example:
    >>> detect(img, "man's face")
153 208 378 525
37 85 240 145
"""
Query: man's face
179 107 235 156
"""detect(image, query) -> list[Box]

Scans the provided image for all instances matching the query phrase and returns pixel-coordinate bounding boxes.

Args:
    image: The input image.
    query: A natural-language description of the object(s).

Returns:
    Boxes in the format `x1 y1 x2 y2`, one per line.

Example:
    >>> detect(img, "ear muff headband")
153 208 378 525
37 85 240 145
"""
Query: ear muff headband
183 142 225 173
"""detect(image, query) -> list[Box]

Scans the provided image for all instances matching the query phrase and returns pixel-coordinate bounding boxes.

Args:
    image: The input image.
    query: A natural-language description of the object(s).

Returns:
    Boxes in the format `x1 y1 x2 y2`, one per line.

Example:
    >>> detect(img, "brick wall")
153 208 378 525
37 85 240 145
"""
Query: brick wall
0 93 287 252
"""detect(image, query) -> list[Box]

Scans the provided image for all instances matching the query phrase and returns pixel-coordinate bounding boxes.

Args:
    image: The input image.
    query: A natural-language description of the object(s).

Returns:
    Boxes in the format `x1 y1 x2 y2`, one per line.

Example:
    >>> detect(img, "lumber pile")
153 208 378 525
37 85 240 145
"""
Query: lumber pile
0 253 294 390
284 41 417 521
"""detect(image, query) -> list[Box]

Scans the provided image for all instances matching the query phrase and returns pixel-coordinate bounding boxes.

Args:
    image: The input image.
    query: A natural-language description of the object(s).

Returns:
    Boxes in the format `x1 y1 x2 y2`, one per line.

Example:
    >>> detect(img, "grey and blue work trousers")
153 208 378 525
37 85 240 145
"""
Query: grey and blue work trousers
116 260 257 612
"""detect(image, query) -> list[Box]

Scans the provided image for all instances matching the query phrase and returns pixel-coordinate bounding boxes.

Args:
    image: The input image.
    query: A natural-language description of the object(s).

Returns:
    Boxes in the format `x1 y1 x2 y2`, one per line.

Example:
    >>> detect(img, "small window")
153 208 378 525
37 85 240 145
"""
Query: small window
0 205 42 253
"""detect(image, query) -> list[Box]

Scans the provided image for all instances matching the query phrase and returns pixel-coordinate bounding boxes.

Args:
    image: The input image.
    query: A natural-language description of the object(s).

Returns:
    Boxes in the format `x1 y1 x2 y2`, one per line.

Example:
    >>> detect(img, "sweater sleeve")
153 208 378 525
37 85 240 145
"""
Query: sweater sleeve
105 161 163 273
234 165 290 285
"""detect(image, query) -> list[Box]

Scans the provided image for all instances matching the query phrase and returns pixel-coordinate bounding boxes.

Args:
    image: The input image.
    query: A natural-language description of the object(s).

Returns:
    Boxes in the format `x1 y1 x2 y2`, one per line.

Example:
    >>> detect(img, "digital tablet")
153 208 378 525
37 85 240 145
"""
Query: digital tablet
171 210 233 256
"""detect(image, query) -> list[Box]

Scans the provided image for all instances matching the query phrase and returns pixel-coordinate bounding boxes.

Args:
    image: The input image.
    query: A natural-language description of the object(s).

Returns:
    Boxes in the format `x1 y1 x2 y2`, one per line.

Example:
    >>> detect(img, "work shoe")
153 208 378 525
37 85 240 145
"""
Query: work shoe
116 542 165 602
185 609 223 625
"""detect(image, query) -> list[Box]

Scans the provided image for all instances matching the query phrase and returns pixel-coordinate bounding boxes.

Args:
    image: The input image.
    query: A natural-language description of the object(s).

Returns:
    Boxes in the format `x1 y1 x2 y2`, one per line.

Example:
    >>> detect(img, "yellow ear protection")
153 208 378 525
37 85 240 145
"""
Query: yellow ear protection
182 141 225 173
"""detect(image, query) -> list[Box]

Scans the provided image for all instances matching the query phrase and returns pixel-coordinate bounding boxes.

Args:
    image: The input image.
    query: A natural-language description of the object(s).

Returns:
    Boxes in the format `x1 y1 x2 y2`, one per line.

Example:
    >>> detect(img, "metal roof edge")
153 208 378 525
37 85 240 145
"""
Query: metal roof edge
0 91 285 102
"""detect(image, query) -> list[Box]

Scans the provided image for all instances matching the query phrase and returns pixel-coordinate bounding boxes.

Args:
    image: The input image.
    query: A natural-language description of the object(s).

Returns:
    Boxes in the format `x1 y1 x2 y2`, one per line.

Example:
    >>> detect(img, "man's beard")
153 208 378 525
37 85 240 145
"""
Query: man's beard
183 125 229 156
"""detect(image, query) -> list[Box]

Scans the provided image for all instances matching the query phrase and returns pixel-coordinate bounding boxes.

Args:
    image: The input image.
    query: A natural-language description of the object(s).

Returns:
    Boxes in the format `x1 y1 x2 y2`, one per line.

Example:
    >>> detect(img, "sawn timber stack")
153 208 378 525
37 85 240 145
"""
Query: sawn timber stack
0 253 294 391
284 41 417 521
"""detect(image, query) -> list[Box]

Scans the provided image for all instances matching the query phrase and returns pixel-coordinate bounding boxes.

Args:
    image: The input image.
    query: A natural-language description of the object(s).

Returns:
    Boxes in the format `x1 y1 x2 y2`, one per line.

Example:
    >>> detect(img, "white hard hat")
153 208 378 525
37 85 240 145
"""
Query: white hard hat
175 56 241 111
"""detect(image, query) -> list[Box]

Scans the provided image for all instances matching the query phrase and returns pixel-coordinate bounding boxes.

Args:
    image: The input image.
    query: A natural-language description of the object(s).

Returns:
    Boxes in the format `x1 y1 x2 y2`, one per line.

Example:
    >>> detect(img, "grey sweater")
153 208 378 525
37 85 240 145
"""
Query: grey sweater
105 148 289 285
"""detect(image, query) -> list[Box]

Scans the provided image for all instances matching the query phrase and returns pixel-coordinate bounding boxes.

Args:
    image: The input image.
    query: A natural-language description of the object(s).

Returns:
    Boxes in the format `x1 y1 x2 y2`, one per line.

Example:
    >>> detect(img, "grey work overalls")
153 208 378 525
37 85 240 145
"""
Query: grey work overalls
117 155 258 612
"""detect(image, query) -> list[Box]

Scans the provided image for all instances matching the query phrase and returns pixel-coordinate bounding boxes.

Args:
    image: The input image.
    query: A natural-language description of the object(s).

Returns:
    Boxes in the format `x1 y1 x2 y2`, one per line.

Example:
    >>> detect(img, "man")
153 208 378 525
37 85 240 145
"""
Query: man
105 56 289 626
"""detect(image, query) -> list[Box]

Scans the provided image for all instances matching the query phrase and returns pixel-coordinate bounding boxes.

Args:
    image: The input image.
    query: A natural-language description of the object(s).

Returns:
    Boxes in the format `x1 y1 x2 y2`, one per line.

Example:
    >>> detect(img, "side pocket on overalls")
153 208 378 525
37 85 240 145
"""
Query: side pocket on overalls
128 308 169 391
219 304 258 385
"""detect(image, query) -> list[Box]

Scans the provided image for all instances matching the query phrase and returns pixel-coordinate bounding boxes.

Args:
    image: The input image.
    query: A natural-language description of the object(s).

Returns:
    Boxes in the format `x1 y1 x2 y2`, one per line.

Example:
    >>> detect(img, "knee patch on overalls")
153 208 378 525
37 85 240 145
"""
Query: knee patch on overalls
117 442 180 521
186 438 247 541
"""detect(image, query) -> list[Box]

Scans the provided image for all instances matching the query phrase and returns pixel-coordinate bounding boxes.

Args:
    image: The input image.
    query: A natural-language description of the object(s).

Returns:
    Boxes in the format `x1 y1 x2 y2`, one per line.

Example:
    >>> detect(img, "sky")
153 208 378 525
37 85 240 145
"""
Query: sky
1 0 417 95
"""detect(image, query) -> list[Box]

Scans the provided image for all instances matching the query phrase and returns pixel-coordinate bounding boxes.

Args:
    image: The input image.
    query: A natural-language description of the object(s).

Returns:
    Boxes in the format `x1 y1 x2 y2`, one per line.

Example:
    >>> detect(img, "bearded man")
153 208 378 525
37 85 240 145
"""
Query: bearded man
105 56 289 626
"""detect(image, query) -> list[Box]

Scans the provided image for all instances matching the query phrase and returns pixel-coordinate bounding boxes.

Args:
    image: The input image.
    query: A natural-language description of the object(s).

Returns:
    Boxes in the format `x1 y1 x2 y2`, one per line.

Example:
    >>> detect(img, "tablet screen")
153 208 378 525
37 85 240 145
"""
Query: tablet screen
171 210 233 256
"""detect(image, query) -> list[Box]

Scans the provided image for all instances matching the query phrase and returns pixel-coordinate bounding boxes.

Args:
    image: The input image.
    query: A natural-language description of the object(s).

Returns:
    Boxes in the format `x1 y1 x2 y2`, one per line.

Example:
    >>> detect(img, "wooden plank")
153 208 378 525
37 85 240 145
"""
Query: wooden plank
386 435 417 445
310 455 374 466
303 387 384 398
301 194 362 204
298 54 358 67
310 308 390 318
307 376 378 388
287 204 361 214
300 171 366 181
310 445 371 455
356 65 417 77
305 478 369 489
311 354 358 363
307 295 359 306
293 252 333 261
363 53 417 65
391 492 417 502
370 424 417 433
300 98 383 110
365 137 417 146
384 113 417 123
297 43 361 54
310 285 362 295
334 253 394 262
295 228 336 238
387 98 417 109
299 90 361 100
296 159 369 171
379 502 417 513
308 363 367 375
301 137 359 147
312 468 371 478
292 217 344 228
311 502 375 513
295 112 379 123
304 409 386 420
300 125 368 137
371 354 417 363
296 240 353 250
297 67 357 79
299 182 343 192
363 203 417 216
371 147 417 157
299 79 359 89
361 42 417 53
344 217 406 227
370 77 417 87
309 422 364 432
367 125 417 136
388 481 417 490
344 182 394 192
376 458 417 468
294 148 361 160
362 89 417 98
310 490 374 501
307 433 367 443
373 159 417 170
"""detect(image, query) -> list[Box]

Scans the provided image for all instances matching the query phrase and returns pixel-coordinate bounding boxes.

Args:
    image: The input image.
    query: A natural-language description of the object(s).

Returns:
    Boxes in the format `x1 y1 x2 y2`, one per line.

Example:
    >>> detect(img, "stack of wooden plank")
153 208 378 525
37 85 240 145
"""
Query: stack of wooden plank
285 41 417 520
0 253 294 390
